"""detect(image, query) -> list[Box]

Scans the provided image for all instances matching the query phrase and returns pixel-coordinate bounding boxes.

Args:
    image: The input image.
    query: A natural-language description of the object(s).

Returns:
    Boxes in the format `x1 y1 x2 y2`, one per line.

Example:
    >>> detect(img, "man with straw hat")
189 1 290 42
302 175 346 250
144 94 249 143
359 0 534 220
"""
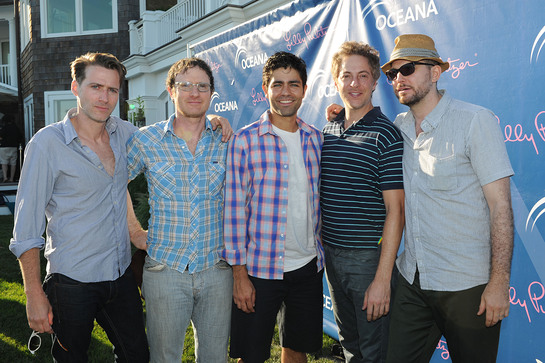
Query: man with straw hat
381 34 514 362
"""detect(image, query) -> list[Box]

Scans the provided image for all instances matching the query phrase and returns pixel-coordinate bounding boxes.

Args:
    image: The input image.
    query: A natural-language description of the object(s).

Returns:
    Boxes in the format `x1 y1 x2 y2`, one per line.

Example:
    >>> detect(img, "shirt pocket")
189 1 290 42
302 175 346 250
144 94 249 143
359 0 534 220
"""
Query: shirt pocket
206 160 226 199
426 155 457 191
148 161 176 199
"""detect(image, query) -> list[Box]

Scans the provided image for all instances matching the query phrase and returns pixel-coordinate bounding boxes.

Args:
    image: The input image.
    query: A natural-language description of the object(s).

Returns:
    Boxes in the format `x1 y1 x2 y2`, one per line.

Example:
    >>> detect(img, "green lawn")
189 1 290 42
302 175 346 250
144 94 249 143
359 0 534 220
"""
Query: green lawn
0 215 341 362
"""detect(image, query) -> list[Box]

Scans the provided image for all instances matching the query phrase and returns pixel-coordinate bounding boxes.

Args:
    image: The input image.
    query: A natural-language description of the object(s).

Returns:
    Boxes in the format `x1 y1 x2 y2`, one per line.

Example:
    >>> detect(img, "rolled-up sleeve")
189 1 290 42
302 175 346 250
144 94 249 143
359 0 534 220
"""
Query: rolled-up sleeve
222 134 249 266
9 137 53 258
127 133 146 181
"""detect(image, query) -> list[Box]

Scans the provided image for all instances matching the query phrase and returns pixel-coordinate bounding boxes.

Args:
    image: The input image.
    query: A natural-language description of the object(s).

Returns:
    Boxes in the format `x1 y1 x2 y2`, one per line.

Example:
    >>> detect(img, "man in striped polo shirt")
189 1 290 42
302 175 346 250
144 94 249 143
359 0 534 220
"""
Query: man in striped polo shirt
321 42 405 363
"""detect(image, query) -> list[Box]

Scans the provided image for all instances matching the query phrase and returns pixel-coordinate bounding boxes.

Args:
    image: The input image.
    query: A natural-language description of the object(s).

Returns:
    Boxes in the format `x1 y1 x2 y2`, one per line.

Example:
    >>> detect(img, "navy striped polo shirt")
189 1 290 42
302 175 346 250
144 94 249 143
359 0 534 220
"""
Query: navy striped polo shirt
320 107 403 248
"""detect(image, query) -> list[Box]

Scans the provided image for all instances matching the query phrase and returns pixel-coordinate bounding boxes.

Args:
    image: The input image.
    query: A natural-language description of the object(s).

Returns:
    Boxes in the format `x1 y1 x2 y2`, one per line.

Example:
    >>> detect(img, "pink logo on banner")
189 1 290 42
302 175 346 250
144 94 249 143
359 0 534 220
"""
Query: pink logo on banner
444 55 479 79
436 339 450 360
284 22 328 51
205 59 222 73
510 281 545 323
500 112 545 155
250 87 268 107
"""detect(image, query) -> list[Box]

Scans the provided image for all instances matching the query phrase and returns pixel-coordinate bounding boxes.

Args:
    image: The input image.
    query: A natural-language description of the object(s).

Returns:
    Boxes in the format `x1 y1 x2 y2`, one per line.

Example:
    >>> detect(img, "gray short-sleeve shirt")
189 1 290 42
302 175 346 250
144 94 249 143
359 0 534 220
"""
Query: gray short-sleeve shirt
395 90 513 291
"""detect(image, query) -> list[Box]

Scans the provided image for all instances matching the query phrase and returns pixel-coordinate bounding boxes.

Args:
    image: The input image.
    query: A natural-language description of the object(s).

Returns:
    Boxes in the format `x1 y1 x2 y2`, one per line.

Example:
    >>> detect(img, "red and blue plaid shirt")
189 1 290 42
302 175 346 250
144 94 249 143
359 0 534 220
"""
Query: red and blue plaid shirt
223 111 324 280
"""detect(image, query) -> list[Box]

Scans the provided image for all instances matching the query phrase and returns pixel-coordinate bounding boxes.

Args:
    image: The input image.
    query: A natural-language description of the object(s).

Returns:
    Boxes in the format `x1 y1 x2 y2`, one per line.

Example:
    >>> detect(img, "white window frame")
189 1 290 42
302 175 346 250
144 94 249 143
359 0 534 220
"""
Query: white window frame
23 94 34 143
19 0 31 49
40 0 118 39
44 91 77 126
44 90 121 126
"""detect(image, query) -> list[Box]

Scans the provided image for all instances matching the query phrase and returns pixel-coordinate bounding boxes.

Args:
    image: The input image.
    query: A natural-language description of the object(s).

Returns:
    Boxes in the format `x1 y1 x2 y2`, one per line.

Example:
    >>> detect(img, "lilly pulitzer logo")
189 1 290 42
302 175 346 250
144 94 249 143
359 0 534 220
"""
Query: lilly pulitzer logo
526 196 545 231
530 26 545 63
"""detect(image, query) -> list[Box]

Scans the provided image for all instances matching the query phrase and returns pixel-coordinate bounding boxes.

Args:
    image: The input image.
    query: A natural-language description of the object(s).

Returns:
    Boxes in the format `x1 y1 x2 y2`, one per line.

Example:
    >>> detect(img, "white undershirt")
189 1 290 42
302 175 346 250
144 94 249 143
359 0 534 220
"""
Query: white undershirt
272 125 316 272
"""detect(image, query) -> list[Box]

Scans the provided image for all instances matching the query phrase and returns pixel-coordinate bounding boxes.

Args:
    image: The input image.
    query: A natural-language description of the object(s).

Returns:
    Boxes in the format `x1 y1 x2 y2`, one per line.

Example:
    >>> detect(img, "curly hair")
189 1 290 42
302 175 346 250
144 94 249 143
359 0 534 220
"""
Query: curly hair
262 51 307 88
331 41 381 81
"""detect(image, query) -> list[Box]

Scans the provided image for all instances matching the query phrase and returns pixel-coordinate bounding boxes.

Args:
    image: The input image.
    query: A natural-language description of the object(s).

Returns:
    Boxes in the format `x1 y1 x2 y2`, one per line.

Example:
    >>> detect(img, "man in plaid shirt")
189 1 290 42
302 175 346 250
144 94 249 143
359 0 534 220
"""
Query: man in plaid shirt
224 51 324 363
127 57 233 362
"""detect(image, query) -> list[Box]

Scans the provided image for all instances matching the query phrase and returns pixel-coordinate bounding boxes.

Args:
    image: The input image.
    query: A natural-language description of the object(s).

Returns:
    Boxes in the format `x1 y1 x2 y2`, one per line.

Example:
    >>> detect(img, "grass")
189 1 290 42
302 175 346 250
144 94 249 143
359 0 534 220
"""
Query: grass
0 215 341 362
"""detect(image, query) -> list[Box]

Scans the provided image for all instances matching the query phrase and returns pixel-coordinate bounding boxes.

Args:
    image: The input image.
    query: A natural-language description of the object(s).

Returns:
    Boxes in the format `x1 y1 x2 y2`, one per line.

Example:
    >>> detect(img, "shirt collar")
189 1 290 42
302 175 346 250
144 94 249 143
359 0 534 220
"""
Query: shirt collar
419 89 451 132
161 113 214 139
257 110 312 136
61 108 118 145
332 106 382 126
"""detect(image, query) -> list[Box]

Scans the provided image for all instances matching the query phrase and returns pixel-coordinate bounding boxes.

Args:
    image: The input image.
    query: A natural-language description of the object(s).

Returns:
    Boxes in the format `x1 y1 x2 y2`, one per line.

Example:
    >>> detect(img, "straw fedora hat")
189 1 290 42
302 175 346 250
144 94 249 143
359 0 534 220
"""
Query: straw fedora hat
381 34 449 73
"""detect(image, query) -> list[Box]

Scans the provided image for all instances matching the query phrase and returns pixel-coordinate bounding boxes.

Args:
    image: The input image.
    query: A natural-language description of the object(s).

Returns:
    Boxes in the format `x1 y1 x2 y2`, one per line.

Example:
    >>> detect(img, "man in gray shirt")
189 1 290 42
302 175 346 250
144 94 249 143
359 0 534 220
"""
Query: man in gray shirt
10 52 149 362
381 34 514 362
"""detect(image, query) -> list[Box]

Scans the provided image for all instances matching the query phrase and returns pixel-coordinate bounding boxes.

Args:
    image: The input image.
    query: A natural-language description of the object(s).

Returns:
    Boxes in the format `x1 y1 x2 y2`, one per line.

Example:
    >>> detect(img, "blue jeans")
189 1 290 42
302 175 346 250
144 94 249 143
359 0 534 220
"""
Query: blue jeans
142 257 233 362
324 244 394 363
43 268 149 362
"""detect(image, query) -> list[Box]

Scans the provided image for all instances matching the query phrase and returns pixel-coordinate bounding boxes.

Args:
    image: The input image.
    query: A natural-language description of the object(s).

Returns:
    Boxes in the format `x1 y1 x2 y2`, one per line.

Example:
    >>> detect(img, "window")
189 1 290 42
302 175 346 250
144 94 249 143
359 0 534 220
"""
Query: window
1 42 8 65
41 0 118 38
23 95 34 143
44 90 121 127
19 0 31 49
44 91 77 126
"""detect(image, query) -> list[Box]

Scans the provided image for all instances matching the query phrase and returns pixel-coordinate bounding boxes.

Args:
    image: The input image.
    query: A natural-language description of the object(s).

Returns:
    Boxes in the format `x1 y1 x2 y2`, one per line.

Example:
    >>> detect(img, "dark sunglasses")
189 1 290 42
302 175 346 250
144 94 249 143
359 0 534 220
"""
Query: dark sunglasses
385 61 436 81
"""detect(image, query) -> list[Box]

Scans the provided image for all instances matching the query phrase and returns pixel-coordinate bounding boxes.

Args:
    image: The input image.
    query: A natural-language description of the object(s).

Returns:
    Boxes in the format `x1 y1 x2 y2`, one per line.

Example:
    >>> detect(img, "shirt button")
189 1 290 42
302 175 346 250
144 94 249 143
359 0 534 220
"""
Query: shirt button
283 164 288 168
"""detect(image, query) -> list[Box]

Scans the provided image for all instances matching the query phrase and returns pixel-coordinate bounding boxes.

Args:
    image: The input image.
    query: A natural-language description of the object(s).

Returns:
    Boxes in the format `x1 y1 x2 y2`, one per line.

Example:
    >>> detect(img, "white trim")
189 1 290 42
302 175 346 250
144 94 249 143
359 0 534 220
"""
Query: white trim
23 94 34 143
40 0 118 38
44 90 77 126
19 0 31 49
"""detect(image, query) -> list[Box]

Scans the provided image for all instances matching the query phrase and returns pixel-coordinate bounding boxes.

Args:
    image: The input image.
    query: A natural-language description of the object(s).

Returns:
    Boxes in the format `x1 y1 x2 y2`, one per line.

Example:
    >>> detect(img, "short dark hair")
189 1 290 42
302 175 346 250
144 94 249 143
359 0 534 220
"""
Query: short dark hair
70 52 126 87
331 41 381 81
165 57 214 93
262 51 307 89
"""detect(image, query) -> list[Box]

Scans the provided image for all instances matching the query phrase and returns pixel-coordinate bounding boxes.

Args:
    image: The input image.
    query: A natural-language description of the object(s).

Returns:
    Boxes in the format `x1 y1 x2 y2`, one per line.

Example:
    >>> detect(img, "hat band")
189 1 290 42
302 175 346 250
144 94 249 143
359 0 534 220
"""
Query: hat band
390 47 441 60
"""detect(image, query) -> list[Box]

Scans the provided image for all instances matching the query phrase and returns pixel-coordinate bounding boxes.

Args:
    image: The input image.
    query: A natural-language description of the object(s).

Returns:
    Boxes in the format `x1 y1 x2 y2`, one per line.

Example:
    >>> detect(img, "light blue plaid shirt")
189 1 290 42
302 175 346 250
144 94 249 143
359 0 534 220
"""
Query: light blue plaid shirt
127 114 227 273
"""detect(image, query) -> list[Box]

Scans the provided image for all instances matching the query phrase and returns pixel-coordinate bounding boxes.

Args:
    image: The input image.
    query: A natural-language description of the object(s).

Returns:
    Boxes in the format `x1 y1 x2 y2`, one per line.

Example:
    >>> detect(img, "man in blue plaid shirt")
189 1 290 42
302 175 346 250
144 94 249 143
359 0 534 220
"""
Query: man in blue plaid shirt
127 57 233 363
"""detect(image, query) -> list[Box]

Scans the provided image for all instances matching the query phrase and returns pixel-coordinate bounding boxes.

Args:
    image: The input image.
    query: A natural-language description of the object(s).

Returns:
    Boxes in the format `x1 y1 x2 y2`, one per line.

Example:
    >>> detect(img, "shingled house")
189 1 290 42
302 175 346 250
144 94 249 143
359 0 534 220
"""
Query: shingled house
15 0 141 139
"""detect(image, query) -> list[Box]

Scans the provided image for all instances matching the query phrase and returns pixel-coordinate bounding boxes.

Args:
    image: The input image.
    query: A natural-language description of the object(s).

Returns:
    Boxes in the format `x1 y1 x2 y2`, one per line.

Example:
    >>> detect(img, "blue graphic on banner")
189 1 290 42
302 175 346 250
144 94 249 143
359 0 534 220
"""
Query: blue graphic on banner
194 0 545 361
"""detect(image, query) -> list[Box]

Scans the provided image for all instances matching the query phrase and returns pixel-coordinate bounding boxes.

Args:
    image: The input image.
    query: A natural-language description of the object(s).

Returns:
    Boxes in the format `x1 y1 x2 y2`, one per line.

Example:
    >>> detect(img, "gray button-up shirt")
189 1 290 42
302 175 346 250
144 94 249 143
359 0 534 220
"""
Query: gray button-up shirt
395 91 513 291
10 109 137 282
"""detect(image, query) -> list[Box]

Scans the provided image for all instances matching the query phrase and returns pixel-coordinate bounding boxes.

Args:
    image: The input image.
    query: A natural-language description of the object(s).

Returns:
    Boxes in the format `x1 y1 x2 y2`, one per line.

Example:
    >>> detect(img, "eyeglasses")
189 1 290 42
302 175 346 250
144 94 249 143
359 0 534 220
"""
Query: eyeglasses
385 61 436 81
28 331 41 354
174 81 211 93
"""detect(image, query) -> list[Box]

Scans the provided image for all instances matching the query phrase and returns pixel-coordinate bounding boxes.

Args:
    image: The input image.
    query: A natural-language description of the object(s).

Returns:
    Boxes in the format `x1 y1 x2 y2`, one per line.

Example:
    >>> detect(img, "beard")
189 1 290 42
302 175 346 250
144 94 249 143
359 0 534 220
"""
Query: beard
395 83 432 107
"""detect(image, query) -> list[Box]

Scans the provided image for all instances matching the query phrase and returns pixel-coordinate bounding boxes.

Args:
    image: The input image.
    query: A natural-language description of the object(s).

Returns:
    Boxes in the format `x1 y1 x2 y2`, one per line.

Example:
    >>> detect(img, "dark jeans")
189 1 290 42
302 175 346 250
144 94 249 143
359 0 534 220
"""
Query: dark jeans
43 268 149 362
386 271 501 363
324 244 394 363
